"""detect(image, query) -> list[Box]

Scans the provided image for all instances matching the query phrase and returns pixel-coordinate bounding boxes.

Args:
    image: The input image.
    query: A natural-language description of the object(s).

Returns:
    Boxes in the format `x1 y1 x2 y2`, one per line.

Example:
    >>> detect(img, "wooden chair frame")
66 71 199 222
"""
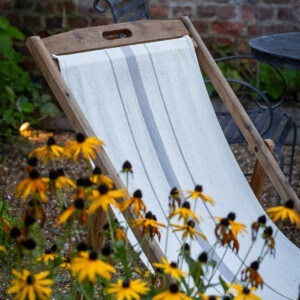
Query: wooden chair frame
26 17 299 265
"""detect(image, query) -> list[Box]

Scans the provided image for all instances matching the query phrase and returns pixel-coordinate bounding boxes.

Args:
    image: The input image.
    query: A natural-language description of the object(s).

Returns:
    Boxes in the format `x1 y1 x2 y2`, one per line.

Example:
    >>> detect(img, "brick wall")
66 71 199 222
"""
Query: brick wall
1 0 299 71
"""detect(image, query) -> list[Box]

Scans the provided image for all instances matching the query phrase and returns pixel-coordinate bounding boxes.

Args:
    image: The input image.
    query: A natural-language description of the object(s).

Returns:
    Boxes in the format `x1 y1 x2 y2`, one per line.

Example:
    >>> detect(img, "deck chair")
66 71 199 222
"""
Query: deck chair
26 18 300 299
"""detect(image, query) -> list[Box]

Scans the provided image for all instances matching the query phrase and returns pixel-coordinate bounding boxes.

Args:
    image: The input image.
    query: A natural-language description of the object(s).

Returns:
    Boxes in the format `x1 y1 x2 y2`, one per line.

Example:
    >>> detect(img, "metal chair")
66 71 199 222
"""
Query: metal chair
93 0 297 184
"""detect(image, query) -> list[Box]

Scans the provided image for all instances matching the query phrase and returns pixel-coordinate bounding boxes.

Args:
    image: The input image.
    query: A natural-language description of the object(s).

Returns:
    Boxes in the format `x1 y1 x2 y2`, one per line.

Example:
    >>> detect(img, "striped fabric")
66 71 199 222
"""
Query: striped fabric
57 36 299 299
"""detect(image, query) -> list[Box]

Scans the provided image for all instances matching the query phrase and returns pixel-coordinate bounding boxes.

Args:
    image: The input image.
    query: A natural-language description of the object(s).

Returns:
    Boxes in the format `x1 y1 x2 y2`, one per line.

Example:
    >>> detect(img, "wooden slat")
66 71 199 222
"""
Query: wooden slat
41 20 190 55
181 16 300 213
250 139 275 199
26 35 166 263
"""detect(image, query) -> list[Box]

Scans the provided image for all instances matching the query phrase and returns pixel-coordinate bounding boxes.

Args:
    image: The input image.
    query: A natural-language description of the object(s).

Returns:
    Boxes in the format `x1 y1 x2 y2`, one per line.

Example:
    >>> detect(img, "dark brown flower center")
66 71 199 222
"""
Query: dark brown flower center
102 245 113 256
220 218 229 227
227 212 236 221
187 220 195 228
122 160 132 171
170 262 177 268
145 211 154 219
77 177 92 187
57 168 65 176
169 283 179 293
258 215 266 225
250 261 259 271
284 199 294 209
24 215 35 226
22 238 36 250
10 227 21 238
264 226 273 236
122 280 130 288
93 166 102 175
243 287 250 294
77 242 88 252
198 252 208 263
133 189 142 199
75 198 85 209
47 137 56 146
76 133 86 143
26 275 34 285
49 170 59 180
98 184 109 194
182 201 190 209
89 251 98 260
183 243 190 251
29 169 40 179
170 187 179 196
194 185 203 192
208 296 217 300
27 157 38 167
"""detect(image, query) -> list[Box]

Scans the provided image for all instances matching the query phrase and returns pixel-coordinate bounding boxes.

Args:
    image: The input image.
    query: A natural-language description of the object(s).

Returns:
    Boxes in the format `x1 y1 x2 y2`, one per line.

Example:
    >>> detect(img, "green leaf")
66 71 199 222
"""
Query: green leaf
219 275 229 293
21 101 35 113
0 34 12 53
6 26 25 41
40 102 59 117
0 16 9 29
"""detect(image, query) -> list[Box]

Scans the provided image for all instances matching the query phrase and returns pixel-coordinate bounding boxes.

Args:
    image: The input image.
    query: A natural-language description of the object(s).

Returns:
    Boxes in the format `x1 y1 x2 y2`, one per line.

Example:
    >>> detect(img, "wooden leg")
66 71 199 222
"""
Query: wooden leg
250 139 275 199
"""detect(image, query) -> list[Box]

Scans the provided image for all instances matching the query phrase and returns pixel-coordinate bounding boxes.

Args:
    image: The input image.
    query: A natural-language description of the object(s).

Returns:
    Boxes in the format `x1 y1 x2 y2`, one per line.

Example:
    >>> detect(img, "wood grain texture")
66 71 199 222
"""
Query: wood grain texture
250 139 275 199
181 16 300 213
42 20 190 55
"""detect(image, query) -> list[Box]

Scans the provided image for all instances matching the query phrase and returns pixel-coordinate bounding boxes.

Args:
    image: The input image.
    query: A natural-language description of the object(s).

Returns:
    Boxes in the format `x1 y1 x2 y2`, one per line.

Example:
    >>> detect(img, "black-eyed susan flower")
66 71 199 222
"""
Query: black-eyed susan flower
60 256 72 271
215 218 239 253
24 199 46 227
26 156 38 173
153 258 186 280
6 269 54 300
75 177 93 199
106 279 150 299
71 251 115 283
38 244 58 263
64 132 104 162
22 238 36 251
169 187 181 211
227 212 247 238
15 170 48 203
120 189 146 216
56 198 87 225
121 160 133 174
90 166 115 189
152 283 192 300
185 185 215 205
88 184 126 214
169 202 201 224
131 211 166 241
266 199 300 226
251 215 267 241
262 226 275 256
45 169 76 192
171 220 207 241
228 284 261 300
241 261 263 289
30 136 64 164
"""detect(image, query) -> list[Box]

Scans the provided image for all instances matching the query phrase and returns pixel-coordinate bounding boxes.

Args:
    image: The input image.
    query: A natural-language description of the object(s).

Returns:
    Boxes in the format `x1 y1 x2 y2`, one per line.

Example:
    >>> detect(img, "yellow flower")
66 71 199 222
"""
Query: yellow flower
6 269 54 300
228 284 261 300
56 198 87 225
153 283 192 300
15 170 47 202
60 257 72 271
71 251 115 283
120 189 147 216
29 136 64 164
45 168 76 191
90 166 115 189
88 184 126 214
0 245 7 253
171 220 207 241
153 258 186 280
266 199 300 226
241 261 263 289
169 202 201 224
106 279 150 299
38 245 58 263
115 227 127 241
64 132 104 162
185 185 215 205
131 211 166 241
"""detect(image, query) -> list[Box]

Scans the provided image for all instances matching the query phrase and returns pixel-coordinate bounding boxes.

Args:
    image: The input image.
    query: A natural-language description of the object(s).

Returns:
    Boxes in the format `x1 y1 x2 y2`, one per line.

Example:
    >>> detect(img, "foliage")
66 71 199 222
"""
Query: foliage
1 132 299 299
0 16 59 149
206 44 300 103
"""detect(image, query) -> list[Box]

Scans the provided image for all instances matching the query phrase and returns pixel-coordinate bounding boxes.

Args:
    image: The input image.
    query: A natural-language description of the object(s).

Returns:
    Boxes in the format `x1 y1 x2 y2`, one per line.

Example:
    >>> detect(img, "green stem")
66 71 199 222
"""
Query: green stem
106 211 116 248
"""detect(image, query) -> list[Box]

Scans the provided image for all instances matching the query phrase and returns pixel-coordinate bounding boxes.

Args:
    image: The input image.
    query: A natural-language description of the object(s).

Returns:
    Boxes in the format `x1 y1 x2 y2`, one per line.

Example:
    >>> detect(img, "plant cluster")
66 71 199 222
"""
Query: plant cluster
0 16 59 150
1 132 300 300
